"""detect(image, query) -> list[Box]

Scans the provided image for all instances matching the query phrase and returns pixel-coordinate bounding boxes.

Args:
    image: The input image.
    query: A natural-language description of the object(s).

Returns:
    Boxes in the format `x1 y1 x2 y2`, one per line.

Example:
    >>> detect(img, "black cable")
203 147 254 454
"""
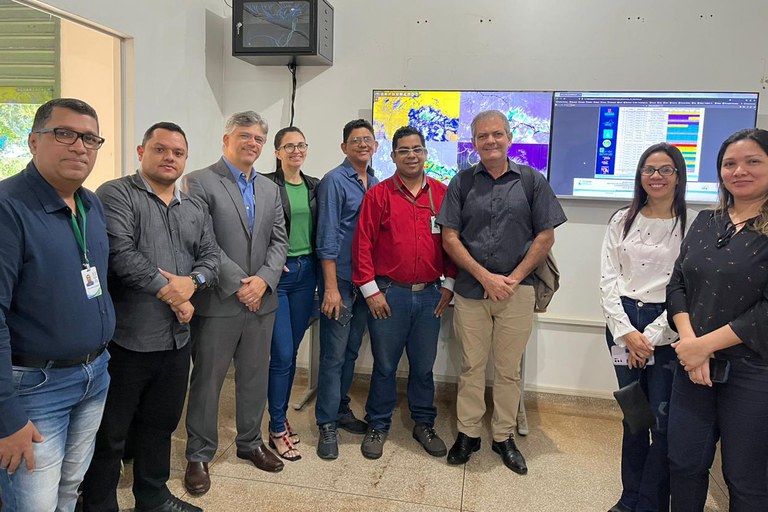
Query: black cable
288 59 297 126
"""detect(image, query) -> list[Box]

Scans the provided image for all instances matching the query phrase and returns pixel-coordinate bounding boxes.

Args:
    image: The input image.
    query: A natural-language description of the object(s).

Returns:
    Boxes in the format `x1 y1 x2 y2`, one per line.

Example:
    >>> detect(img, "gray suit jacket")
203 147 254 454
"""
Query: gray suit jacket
182 158 288 317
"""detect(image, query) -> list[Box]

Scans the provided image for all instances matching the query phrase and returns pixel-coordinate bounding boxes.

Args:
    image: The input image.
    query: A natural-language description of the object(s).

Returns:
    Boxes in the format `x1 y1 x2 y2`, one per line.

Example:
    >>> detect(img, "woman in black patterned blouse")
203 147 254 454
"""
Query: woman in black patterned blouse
666 128 768 511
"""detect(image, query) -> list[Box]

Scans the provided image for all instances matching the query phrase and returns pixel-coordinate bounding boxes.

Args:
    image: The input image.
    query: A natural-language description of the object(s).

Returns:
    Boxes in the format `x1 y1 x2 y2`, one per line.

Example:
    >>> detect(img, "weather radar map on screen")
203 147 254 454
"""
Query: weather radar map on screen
372 90 553 183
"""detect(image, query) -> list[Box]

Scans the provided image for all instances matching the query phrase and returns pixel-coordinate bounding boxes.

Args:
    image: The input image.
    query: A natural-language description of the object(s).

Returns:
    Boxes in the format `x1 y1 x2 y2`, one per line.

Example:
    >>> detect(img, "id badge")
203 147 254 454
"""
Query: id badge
430 216 441 234
611 345 655 366
81 266 103 299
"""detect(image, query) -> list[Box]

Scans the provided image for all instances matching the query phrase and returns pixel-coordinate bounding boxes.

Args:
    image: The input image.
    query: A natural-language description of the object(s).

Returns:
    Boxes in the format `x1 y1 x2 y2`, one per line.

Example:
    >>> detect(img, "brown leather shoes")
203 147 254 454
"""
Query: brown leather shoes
236 444 284 472
183 461 210 496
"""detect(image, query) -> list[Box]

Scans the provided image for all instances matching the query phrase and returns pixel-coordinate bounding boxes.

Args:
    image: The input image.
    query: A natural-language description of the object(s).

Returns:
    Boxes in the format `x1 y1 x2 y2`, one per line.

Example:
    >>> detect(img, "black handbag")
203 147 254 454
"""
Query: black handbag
613 380 655 434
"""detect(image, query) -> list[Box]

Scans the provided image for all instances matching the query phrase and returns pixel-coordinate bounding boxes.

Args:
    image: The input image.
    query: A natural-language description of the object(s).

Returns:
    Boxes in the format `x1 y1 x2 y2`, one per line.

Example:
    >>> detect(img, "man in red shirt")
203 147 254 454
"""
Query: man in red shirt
352 126 457 460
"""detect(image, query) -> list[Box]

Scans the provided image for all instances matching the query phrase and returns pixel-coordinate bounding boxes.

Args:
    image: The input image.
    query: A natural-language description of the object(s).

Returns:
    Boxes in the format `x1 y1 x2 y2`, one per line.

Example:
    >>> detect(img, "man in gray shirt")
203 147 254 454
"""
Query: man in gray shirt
437 110 566 474
81 122 219 512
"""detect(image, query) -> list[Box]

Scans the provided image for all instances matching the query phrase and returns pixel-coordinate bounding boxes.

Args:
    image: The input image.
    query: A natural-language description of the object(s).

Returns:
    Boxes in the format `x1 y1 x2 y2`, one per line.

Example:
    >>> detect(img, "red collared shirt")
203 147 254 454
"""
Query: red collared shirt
352 174 457 298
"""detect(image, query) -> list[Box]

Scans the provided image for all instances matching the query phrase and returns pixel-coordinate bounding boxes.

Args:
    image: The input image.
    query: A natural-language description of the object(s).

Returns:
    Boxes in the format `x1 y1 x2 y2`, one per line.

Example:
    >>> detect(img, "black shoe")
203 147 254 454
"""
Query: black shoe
491 436 527 474
338 410 368 434
446 432 481 465
607 501 632 512
135 495 202 512
412 423 447 457
360 427 387 459
317 422 339 460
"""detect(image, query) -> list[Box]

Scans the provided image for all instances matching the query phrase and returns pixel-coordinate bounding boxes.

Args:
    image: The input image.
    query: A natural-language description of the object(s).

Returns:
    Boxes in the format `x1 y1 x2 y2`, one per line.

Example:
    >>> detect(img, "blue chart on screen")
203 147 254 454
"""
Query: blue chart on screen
372 90 553 183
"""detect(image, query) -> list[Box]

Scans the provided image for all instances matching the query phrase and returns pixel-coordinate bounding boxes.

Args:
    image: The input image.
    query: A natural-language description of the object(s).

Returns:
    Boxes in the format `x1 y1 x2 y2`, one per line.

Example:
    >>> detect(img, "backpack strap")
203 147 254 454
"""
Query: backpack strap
517 164 535 210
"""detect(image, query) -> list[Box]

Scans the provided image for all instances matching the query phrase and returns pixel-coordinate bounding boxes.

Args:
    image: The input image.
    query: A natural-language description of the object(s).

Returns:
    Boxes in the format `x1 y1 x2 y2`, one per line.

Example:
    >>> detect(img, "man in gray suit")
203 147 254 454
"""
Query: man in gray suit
181 111 288 496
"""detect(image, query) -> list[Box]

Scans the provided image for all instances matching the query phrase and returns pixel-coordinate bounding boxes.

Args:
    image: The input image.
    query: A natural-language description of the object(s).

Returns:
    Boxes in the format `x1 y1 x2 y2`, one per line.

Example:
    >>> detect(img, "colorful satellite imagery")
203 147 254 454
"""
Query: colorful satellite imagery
372 90 552 183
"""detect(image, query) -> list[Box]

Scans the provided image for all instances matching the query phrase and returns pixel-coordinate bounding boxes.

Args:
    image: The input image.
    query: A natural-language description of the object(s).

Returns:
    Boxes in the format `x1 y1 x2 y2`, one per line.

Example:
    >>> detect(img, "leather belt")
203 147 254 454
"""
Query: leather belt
12 346 106 369
384 278 439 292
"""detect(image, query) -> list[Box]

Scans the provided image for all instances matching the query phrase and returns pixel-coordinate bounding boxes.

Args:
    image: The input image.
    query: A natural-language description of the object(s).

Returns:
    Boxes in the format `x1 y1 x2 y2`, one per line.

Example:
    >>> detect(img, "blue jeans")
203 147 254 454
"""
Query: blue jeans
606 297 676 512
268 255 317 433
315 277 370 426
365 279 441 432
668 357 768 511
0 350 110 512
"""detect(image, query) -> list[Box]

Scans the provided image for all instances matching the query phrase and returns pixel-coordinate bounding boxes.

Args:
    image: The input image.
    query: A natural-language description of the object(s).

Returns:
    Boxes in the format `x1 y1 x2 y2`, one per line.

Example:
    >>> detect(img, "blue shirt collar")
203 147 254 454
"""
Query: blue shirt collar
223 157 258 184
340 157 375 179
25 160 93 214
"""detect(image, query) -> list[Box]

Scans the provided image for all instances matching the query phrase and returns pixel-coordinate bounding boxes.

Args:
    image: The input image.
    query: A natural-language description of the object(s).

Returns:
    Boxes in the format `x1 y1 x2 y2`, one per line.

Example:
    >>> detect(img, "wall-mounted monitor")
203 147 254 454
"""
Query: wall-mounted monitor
549 91 759 202
372 90 553 183
232 0 334 66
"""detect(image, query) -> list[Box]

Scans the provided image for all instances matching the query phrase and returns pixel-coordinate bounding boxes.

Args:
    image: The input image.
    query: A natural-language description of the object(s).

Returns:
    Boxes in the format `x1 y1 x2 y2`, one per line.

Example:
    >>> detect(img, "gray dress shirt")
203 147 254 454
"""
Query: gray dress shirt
97 172 220 351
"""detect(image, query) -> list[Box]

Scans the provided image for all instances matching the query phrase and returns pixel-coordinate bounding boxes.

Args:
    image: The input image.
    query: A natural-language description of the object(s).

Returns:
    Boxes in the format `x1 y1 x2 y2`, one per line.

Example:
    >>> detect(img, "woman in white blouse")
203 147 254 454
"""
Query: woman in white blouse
600 142 695 512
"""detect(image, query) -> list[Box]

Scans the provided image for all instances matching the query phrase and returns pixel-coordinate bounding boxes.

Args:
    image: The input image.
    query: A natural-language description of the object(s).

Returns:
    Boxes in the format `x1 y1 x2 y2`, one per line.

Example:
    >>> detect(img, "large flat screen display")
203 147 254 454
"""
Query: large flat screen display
548 91 759 202
372 90 553 183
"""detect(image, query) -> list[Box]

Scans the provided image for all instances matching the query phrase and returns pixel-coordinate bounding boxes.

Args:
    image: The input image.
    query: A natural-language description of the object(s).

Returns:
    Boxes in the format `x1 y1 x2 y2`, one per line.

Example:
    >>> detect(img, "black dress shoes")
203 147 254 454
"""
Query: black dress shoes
491 436 527 474
236 444 284 472
446 432 481 465
183 461 210 496
135 495 202 512
338 410 368 434
607 501 632 512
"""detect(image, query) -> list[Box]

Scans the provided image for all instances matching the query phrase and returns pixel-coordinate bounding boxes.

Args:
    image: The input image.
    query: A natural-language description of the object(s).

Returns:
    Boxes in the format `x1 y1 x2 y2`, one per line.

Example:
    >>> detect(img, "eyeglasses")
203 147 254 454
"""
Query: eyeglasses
237 133 266 146
33 127 105 150
393 147 427 156
640 165 676 176
279 142 308 153
348 136 375 146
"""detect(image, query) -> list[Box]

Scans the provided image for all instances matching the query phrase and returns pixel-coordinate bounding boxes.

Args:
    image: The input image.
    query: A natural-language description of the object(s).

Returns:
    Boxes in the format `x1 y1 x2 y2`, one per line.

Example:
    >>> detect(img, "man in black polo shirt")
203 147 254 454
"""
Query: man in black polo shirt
0 98 115 510
80 122 219 512
437 110 567 474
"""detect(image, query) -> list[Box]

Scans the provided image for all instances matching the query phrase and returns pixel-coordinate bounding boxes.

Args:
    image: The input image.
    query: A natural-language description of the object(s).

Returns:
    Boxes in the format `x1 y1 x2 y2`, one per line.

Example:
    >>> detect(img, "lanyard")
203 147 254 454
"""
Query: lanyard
394 175 435 214
70 194 89 267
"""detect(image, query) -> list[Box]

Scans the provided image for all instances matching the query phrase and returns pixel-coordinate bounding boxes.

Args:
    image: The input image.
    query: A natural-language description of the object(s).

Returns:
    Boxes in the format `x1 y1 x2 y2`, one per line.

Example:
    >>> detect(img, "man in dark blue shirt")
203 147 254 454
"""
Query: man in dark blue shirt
314 119 379 459
0 98 115 510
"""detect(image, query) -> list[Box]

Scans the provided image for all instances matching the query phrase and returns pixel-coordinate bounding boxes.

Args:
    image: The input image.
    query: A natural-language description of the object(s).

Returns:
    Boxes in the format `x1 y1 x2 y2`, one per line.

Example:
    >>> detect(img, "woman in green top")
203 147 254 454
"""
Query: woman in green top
262 127 319 461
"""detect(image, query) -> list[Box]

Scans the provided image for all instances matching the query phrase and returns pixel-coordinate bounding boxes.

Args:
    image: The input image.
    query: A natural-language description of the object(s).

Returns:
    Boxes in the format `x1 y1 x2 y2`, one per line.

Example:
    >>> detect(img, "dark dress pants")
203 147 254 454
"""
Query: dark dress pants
81 342 191 511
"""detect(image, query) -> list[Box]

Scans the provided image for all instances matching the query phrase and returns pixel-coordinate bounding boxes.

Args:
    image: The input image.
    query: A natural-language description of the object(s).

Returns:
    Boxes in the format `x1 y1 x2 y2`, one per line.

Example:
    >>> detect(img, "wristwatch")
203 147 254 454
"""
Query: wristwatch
190 272 206 291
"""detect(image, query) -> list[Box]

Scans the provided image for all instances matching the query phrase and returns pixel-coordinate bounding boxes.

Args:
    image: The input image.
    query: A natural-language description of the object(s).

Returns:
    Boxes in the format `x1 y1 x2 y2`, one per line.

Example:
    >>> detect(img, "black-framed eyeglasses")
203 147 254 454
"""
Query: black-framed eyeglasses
33 127 105 150
640 165 676 176
279 142 308 153
393 147 427 156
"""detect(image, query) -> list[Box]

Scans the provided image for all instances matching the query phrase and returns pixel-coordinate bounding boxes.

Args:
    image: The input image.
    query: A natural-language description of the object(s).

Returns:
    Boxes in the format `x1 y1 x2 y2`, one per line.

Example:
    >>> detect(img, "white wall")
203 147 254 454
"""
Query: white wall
38 0 768 397
40 0 228 171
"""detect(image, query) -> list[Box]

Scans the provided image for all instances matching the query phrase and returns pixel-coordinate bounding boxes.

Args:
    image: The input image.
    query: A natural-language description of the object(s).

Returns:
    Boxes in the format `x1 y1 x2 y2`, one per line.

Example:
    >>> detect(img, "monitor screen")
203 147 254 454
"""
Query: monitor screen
372 90 553 183
549 91 759 202
241 1 311 49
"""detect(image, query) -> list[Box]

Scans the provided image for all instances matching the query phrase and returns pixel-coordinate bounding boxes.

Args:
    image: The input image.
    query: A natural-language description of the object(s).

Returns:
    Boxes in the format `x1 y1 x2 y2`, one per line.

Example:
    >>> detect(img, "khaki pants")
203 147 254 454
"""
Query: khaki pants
453 286 535 442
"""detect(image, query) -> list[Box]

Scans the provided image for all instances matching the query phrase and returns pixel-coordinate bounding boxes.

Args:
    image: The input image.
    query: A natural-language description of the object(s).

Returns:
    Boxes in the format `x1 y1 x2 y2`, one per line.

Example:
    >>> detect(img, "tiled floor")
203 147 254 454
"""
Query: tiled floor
116 372 729 511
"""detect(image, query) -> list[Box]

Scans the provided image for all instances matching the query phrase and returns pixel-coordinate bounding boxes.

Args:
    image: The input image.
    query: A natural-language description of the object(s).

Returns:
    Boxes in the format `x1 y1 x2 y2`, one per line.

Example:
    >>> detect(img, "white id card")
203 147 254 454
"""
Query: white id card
430 216 441 234
81 266 103 299
611 345 654 366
